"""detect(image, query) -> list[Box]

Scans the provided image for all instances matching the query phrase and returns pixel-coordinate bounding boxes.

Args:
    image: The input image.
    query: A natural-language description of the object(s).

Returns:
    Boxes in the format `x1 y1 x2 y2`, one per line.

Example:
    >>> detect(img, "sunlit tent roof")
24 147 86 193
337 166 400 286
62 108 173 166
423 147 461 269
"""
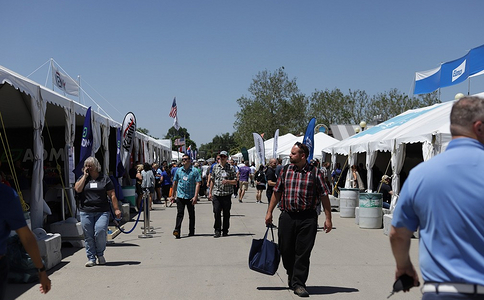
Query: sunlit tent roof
325 101 456 156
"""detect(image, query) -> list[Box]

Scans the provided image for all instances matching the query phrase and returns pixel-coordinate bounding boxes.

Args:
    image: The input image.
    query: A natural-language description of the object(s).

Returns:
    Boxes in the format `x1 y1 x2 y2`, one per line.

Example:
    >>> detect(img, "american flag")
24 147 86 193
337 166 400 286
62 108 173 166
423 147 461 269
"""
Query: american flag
169 97 177 118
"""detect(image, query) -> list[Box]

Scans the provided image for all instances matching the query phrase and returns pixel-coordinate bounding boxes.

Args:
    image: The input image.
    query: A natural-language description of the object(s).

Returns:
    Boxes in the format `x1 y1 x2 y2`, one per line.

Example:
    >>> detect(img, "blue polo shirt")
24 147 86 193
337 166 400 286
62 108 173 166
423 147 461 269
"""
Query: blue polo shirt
392 138 484 285
0 184 27 255
173 166 201 199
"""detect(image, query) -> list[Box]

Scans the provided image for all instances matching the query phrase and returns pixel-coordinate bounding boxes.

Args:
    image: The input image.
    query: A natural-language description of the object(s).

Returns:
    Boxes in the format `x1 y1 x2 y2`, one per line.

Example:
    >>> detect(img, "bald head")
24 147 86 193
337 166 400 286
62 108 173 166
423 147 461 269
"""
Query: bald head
450 96 484 139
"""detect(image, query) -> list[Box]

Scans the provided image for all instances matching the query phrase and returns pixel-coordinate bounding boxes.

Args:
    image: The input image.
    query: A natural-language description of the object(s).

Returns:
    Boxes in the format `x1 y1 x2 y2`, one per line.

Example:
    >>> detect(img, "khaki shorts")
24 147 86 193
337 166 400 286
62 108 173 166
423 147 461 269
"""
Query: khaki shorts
240 181 249 191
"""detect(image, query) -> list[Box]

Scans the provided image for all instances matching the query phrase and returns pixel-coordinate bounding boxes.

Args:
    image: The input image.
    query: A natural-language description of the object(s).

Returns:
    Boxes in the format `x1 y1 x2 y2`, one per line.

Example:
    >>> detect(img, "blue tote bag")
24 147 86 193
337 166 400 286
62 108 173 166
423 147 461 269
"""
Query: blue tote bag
248 227 280 275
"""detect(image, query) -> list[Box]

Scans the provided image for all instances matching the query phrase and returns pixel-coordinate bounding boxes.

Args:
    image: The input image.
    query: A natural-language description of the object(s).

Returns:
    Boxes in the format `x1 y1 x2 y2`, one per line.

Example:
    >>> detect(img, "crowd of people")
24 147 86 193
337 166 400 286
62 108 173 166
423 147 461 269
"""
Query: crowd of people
4 96 484 299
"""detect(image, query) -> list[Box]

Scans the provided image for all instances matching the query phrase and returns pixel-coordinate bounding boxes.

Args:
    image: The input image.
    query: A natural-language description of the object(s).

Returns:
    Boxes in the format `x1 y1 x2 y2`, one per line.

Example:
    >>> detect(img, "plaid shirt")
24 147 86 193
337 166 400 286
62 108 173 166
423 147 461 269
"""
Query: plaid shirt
173 166 201 199
274 163 329 212
211 163 236 196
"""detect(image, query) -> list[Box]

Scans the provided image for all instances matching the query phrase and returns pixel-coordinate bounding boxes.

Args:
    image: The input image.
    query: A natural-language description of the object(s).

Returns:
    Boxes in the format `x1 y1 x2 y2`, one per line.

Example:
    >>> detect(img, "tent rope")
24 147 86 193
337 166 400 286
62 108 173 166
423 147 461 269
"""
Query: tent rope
332 156 348 196
0 111 29 211
43 118 73 217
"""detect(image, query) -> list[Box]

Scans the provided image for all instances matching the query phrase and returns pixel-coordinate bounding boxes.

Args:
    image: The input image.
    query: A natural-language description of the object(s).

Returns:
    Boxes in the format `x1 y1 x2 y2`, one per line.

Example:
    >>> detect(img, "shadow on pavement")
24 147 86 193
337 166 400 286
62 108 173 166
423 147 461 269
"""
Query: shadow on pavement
257 285 359 295
104 261 141 267
106 242 140 247
306 285 359 295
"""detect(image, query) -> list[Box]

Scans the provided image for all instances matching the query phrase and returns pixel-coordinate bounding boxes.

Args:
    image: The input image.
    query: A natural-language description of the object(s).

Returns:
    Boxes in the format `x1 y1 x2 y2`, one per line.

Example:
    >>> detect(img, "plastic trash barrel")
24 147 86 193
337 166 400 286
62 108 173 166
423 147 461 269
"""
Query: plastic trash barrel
339 188 359 218
359 193 383 228
122 186 136 207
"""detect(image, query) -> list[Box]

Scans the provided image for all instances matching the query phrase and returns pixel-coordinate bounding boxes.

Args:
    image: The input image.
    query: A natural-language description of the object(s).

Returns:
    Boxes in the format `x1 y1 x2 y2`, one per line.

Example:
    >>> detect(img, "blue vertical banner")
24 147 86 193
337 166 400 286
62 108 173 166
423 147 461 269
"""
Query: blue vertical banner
73 107 93 178
115 127 125 178
303 118 316 162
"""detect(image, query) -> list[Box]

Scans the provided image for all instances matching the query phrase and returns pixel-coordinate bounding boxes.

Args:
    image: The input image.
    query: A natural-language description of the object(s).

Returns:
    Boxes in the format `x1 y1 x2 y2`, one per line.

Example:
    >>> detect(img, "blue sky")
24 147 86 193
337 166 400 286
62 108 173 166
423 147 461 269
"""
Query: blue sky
2 1 484 146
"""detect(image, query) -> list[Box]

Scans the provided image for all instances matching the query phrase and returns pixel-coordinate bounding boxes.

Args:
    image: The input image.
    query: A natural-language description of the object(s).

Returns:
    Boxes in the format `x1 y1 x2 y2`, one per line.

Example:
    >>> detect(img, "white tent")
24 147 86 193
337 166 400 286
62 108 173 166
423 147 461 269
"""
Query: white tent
243 132 338 166
324 100 459 199
0 65 171 229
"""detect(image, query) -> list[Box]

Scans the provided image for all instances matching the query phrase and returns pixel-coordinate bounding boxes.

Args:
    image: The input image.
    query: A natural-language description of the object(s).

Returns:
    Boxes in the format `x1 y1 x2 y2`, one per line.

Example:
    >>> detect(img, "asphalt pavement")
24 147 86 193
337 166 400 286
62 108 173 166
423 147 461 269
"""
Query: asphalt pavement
6 186 421 300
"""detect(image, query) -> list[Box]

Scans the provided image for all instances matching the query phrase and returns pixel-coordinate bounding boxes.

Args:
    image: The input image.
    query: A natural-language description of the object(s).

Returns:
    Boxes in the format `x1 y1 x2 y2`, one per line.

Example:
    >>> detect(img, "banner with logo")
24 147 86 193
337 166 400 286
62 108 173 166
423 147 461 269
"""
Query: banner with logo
273 129 279 159
115 127 125 178
121 112 136 171
253 133 265 166
52 64 79 96
73 107 92 178
303 118 316 162
414 43 484 94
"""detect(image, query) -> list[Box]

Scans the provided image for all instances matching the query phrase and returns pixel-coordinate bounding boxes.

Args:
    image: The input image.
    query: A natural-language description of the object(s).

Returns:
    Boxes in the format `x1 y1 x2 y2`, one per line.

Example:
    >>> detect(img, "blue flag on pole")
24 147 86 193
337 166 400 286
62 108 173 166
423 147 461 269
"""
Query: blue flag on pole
73 107 93 179
303 118 316 162
115 127 125 178
414 43 484 94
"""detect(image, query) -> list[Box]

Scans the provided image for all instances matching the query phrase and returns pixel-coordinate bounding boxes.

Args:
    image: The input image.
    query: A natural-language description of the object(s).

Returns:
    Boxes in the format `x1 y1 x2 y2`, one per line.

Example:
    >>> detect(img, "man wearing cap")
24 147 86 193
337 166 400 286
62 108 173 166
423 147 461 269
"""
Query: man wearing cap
209 151 237 238
378 175 393 209
390 96 484 298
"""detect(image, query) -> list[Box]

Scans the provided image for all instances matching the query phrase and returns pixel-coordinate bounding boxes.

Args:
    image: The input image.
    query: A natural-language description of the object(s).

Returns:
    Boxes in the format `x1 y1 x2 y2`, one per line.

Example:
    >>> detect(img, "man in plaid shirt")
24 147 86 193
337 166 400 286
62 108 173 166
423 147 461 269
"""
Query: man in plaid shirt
209 151 237 238
170 154 201 239
265 142 332 298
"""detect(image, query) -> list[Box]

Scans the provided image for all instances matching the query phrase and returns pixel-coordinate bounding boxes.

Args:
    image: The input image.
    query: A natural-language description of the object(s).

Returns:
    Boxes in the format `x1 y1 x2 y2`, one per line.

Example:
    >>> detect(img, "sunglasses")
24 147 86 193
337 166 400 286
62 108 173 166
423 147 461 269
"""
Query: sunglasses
182 158 189 161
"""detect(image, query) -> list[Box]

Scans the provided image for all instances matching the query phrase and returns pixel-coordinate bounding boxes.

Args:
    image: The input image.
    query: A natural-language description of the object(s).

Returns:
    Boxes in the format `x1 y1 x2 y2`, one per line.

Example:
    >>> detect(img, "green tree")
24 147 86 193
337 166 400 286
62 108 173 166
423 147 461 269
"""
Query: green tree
365 89 440 124
164 126 197 151
199 132 238 159
234 67 308 147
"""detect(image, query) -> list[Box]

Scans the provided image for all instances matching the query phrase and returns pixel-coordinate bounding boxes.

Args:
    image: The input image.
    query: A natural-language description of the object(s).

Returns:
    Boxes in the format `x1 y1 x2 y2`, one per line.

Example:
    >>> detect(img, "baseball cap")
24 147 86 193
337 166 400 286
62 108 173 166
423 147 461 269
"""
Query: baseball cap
381 175 391 182
220 151 228 157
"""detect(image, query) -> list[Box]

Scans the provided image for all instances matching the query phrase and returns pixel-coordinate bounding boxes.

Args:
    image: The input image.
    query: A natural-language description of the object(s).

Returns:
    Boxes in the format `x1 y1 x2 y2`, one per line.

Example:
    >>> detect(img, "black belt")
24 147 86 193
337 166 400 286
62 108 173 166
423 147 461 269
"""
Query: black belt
283 209 316 215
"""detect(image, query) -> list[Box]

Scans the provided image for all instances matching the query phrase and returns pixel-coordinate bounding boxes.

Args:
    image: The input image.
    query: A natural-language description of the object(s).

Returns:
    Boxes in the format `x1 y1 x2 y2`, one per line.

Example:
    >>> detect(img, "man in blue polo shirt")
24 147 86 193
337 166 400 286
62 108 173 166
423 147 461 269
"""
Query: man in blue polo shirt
170 154 201 239
1 183 51 298
390 96 484 299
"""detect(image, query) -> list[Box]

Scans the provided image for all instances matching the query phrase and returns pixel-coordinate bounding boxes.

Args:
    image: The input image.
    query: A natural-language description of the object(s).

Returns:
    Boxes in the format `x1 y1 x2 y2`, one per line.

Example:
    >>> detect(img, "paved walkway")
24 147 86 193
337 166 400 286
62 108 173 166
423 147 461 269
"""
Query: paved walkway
6 187 421 300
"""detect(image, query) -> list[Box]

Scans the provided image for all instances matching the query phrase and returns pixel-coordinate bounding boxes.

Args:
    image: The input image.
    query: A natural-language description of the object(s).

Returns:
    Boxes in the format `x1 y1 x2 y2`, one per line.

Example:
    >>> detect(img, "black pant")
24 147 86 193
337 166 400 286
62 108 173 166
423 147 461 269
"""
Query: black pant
175 198 195 234
266 189 273 204
278 210 318 288
162 185 171 200
212 194 232 233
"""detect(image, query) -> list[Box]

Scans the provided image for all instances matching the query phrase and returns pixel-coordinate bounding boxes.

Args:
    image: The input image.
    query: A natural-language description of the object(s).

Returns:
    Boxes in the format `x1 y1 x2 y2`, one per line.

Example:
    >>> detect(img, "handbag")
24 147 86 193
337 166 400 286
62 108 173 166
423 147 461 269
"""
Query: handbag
248 226 280 275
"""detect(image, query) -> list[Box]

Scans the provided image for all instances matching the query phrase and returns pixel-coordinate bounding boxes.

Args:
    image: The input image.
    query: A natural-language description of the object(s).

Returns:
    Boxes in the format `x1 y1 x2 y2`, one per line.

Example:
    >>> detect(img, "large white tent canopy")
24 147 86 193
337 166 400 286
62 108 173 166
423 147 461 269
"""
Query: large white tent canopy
0 65 171 229
239 132 339 166
323 97 484 202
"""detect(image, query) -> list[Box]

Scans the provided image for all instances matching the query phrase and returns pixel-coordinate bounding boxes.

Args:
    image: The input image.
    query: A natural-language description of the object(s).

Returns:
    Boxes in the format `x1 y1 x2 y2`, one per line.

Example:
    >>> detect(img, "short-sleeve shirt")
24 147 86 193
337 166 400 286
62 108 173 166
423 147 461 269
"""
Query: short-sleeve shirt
0 184 27 255
265 167 277 193
238 166 251 182
211 163 236 196
392 138 484 285
274 163 329 212
173 166 201 199
76 173 114 213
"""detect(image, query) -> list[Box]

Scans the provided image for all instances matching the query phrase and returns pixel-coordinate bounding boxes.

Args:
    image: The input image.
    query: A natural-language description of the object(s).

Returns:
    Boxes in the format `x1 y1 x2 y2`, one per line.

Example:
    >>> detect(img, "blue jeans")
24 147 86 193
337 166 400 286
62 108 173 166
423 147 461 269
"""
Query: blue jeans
80 211 109 261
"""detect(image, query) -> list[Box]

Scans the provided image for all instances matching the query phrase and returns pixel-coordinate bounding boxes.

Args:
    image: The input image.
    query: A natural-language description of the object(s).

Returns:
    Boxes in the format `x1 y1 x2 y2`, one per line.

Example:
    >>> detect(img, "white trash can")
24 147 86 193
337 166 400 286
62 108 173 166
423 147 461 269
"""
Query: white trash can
359 193 383 228
339 188 359 218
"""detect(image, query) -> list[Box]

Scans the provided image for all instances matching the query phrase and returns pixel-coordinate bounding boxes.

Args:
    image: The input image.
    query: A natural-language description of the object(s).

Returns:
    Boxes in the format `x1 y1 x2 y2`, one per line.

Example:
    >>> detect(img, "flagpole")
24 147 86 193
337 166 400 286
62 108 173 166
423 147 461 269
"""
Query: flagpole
78 75 81 104
50 59 54 91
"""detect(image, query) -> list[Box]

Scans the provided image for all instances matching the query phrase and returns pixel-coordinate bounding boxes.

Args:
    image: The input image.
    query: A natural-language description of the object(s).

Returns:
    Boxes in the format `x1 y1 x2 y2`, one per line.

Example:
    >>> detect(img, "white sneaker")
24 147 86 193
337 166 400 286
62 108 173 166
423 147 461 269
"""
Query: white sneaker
98 256 106 265
85 260 96 267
